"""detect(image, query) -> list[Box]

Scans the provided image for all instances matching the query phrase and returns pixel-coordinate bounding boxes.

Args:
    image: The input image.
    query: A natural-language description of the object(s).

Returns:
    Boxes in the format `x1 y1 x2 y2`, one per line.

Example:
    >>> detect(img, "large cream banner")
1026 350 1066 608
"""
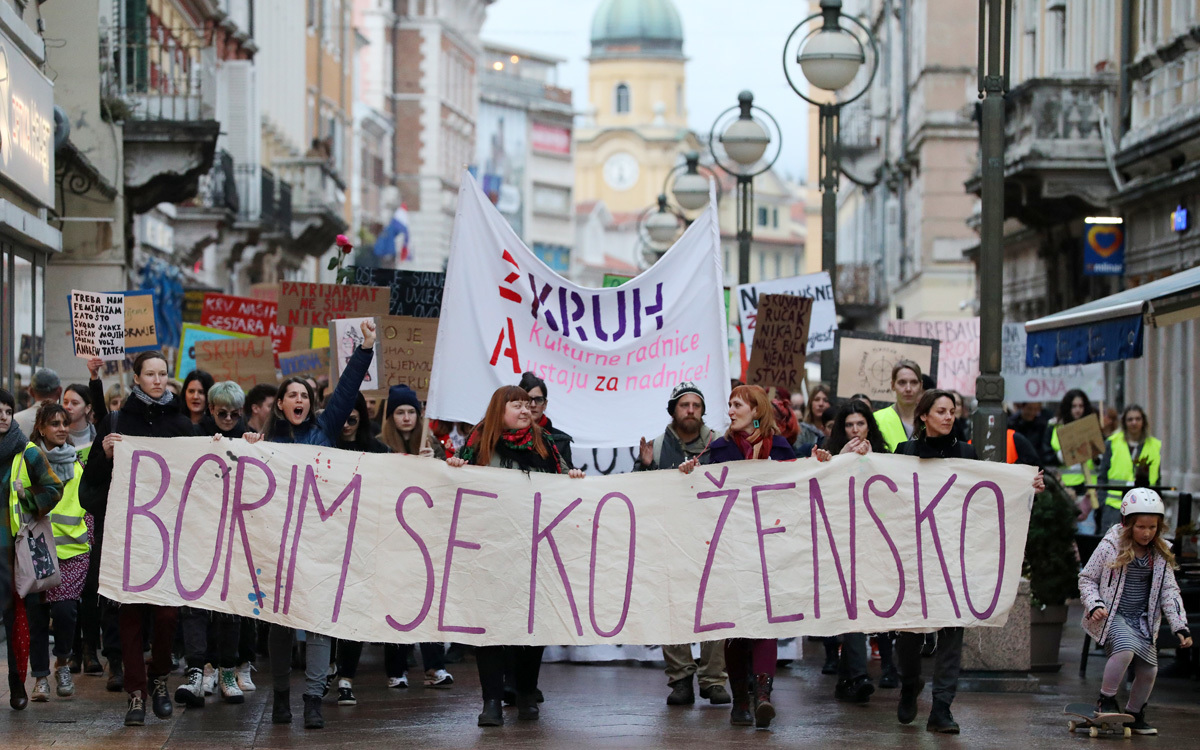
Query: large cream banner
99 437 1037 645
426 173 731 447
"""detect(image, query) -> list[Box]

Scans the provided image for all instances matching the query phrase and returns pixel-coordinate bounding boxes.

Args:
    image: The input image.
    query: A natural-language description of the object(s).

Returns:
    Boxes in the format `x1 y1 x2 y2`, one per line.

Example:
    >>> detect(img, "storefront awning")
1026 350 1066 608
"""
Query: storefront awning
1024 265 1200 365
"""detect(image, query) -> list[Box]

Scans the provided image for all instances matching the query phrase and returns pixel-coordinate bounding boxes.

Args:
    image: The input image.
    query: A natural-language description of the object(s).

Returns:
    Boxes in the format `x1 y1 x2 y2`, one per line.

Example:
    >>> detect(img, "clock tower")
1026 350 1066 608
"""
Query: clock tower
575 0 700 215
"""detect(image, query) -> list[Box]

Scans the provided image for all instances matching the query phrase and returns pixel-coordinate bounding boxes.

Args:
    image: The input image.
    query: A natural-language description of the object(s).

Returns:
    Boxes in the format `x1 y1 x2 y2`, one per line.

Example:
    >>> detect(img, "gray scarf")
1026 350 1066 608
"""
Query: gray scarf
0 425 28 467
42 442 78 482
132 385 175 407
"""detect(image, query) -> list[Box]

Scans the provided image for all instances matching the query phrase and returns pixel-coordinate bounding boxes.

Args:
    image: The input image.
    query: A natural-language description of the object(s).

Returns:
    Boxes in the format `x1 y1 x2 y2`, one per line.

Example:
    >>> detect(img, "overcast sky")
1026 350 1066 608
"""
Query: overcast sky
481 0 813 183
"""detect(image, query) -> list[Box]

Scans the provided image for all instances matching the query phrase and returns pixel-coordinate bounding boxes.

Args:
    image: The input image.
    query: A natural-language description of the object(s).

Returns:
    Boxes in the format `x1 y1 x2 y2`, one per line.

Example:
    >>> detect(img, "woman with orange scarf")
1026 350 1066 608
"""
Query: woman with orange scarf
679 384 828 729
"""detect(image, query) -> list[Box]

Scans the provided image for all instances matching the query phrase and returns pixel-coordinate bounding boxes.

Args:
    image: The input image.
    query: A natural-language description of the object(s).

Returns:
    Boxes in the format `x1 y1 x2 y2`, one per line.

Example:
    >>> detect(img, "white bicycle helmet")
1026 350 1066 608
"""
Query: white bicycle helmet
1120 487 1165 519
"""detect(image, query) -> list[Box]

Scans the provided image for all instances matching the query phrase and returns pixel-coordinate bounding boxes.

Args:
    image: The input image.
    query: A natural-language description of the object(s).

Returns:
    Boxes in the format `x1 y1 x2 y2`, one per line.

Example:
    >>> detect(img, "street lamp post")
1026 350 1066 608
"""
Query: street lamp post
971 0 1012 463
664 151 720 222
636 195 685 267
783 0 879 382
708 91 781 286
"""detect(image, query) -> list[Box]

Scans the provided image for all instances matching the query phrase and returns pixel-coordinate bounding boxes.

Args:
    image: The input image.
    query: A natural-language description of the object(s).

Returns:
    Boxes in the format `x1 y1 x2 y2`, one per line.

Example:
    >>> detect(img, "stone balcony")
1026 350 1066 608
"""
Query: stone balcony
272 158 348 256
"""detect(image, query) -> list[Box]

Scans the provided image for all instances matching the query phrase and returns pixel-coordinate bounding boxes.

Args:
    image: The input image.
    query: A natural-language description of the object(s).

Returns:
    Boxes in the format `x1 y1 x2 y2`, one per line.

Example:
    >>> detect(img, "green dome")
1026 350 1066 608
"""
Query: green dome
590 0 684 59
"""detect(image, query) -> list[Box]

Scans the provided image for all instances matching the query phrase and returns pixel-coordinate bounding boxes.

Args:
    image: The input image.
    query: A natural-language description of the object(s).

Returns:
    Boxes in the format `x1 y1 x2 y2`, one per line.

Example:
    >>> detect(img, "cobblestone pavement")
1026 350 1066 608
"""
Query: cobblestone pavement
2 617 1197 749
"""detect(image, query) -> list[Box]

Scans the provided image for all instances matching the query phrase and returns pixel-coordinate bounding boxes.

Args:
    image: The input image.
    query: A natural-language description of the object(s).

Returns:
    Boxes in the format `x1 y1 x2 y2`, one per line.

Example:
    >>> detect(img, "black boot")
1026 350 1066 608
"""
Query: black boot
8 674 27 711
517 692 540 720
302 694 324 729
477 698 504 727
1125 704 1157 736
150 676 173 719
926 699 959 733
1096 693 1120 715
897 679 923 724
700 683 731 705
752 674 775 729
821 637 840 675
835 675 876 704
878 662 900 689
728 674 753 726
106 660 124 692
82 645 104 675
272 690 292 724
666 678 695 706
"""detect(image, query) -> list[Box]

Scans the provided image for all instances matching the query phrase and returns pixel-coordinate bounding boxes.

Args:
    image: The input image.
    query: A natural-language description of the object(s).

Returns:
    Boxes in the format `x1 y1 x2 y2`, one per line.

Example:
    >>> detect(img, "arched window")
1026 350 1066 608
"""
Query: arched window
615 83 631 114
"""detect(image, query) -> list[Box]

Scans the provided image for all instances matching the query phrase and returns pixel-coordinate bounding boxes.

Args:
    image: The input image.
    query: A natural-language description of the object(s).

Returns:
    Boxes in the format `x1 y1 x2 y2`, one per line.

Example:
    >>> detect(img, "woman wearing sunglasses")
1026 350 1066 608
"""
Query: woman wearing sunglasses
196 381 248 438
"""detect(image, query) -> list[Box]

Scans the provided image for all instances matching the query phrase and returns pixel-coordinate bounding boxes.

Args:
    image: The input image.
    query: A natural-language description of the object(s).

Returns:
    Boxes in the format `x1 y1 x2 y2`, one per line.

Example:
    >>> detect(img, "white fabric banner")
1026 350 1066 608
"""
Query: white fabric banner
100 437 1037 645
426 174 731 447
736 272 837 354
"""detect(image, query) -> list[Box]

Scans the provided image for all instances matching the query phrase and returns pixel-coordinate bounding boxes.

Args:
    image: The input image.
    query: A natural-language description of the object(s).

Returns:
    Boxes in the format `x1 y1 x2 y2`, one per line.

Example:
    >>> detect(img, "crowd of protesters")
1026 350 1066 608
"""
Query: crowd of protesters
0 329 1189 737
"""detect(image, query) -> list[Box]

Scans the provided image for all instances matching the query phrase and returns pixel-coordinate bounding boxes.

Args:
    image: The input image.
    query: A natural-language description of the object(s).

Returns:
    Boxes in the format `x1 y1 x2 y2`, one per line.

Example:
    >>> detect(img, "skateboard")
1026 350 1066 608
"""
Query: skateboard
1064 703 1134 738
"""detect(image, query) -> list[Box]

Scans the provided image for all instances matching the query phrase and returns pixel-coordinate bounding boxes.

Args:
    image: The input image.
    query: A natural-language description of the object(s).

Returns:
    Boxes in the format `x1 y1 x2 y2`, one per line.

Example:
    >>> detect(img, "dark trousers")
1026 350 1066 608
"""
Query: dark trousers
837 632 895 681
896 627 964 706
99 596 122 663
238 617 257 664
119 603 178 697
725 638 777 690
334 639 362 679
76 552 102 657
383 642 446 677
180 607 240 669
27 598 78 678
476 645 543 702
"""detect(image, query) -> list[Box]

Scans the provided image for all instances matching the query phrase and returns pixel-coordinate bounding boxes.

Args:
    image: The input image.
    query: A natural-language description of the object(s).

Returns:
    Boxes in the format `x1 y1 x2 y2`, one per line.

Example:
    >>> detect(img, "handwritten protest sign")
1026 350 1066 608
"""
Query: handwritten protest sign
72 290 126 360
278 348 331 381
832 331 940 402
123 292 160 353
736 271 836 354
1001 323 1105 402
348 267 445 318
886 319 980 396
427 174 731 447
746 295 812 391
277 282 389 328
1057 413 1106 467
177 323 251 379
101 438 1035 645
201 292 294 358
182 289 211 324
375 315 438 399
194 336 277 389
330 318 381 391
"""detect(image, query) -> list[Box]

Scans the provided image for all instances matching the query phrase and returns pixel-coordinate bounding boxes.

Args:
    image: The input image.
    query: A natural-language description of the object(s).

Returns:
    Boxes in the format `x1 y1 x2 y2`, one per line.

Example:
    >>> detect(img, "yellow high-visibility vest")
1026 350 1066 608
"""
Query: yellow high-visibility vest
875 405 911 453
9 449 88 560
1103 431 1162 509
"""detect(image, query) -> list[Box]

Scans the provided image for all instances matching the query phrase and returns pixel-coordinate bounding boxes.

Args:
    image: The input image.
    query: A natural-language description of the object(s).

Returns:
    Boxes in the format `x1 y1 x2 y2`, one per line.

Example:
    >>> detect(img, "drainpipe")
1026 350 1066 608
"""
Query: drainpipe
1118 0 1133 139
897 0 910 283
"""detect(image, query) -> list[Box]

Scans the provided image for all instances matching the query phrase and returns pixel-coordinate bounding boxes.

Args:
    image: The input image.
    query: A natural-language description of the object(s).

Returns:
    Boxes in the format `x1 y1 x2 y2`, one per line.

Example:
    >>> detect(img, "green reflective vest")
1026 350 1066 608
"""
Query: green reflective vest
9 449 89 560
1050 424 1094 487
1103 431 1162 509
875 405 911 454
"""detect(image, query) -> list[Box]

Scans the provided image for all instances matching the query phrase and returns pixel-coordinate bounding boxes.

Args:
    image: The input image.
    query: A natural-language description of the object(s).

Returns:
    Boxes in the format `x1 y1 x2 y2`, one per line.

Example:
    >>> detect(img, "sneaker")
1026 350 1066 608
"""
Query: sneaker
175 667 205 707
235 662 256 692
218 668 245 704
55 665 75 698
151 677 173 719
424 669 454 688
666 678 695 706
1125 705 1157 736
870 638 881 661
201 664 217 696
30 677 50 702
700 684 732 705
124 694 146 726
387 675 409 689
337 678 357 706
1096 693 1121 715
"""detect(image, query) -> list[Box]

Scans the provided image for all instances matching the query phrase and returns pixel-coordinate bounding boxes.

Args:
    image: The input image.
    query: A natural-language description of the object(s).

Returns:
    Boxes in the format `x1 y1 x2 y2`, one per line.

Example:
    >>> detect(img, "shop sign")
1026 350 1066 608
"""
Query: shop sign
0 29 54 208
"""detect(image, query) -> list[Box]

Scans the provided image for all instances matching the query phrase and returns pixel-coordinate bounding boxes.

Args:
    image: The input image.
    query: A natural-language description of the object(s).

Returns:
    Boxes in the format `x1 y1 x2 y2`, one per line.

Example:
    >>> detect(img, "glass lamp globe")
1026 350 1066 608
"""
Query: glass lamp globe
798 27 865 91
646 209 681 245
672 171 710 211
720 117 770 166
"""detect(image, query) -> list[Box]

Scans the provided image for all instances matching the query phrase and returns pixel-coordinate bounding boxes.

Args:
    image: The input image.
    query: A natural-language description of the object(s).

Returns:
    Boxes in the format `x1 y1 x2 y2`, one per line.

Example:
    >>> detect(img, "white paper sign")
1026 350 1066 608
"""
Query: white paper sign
736 272 837 354
332 317 380 391
71 290 126 361
101 437 1036 645
1001 323 1106 402
426 174 731 446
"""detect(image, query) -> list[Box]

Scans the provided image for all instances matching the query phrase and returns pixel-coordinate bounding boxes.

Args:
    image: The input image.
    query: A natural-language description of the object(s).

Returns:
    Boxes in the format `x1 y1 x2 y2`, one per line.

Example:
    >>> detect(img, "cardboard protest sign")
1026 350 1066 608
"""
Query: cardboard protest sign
348 267 445 318
832 331 940 403
1001 323 1105 402
736 271 837 354
182 288 211 324
278 348 331 381
375 315 438 399
177 323 251 379
194 336 277 389
71 290 126 360
329 318 381 392
746 294 812 391
201 292 295 357
886 318 980 396
277 282 390 328
123 292 160 353
1057 413 1106 467
102 438 1036 645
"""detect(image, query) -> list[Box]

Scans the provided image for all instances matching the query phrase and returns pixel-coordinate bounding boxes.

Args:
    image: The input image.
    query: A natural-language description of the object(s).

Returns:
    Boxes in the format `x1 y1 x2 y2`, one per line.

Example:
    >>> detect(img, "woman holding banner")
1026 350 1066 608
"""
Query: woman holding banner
892 389 1044 734
680 384 826 729
445 385 583 728
79 351 196 726
254 319 376 731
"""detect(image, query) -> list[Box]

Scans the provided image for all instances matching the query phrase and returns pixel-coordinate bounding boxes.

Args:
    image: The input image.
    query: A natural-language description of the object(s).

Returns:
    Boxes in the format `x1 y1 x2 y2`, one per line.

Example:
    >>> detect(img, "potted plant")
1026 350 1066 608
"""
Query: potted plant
1023 472 1080 671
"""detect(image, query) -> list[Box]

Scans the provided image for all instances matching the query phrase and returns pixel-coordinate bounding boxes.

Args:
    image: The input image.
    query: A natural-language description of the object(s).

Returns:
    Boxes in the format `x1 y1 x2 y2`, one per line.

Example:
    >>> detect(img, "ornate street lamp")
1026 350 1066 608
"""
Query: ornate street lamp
637 194 685 266
783 0 879 380
665 151 718 215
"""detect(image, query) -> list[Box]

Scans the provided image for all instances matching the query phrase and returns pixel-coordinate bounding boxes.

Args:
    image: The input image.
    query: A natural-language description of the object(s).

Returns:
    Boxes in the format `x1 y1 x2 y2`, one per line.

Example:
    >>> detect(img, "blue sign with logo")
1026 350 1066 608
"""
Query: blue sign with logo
1083 224 1124 276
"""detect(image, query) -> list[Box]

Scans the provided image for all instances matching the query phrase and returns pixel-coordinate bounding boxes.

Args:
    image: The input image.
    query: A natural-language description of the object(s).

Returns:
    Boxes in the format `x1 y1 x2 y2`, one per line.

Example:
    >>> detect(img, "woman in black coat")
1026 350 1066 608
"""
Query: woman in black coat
79 351 196 727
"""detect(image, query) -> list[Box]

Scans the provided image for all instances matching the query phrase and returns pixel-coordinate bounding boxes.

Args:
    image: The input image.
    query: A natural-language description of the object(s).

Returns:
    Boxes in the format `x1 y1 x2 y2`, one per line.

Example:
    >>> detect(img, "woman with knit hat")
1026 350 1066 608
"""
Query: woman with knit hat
378 384 443 459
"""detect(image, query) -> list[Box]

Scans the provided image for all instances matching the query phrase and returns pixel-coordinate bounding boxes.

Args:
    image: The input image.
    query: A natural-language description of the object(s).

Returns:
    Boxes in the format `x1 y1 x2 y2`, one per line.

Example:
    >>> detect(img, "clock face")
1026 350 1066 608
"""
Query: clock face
603 152 640 192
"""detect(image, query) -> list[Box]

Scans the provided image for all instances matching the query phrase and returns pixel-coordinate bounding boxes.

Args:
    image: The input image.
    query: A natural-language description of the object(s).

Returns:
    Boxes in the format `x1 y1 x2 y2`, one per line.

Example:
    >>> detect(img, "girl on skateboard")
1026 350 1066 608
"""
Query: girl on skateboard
1078 488 1192 735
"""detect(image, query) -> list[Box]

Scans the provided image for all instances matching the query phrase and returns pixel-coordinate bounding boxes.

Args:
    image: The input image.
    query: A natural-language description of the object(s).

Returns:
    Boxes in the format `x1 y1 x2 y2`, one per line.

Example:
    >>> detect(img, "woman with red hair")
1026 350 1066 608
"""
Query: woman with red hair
680 384 828 729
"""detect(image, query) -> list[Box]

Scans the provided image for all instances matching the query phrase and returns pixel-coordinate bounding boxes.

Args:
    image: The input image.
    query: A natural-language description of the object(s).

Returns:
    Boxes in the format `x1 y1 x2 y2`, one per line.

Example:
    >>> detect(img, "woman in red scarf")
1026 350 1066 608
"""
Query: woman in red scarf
680 384 829 729
446 386 583 727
